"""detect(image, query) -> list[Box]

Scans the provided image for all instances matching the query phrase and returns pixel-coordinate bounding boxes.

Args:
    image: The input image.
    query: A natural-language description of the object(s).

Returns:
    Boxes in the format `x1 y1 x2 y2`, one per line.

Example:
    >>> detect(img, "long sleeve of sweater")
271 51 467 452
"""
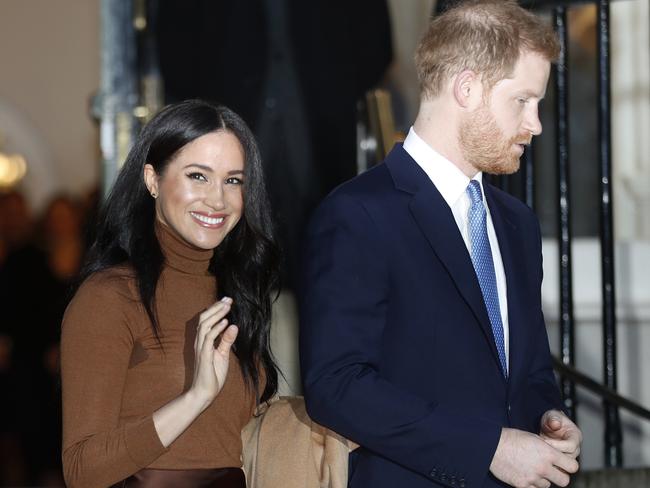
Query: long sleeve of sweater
60 271 167 488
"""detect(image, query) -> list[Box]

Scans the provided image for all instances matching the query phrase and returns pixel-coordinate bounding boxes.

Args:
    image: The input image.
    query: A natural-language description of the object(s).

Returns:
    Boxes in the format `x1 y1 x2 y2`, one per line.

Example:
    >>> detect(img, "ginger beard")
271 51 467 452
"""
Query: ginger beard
459 102 532 175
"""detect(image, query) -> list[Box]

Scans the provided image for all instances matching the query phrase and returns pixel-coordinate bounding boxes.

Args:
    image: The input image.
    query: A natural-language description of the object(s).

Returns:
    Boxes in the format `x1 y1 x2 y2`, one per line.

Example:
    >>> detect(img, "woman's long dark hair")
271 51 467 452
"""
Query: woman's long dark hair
80 100 280 402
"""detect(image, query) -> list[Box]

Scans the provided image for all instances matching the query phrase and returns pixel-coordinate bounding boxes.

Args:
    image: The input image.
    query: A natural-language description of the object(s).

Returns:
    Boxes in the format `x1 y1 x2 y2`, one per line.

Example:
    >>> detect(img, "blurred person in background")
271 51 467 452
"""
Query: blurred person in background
0 190 50 485
29 195 85 487
0 192 83 486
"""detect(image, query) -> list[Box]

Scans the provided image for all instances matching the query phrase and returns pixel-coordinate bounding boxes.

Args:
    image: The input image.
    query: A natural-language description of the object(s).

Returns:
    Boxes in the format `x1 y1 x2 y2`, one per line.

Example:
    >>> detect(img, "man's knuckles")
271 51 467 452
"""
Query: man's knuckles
567 458 579 473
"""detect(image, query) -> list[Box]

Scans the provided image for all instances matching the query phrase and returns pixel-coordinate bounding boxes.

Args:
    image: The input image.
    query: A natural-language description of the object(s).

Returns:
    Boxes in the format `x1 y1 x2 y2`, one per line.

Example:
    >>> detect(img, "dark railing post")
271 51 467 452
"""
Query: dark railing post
553 6 577 422
522 144 535 210
597 0 623 468
95 0 138 199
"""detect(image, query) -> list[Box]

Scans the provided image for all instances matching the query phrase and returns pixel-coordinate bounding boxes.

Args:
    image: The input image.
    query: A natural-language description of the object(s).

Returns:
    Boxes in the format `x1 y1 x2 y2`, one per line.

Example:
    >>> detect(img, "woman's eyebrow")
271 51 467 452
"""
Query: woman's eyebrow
183 163 213 172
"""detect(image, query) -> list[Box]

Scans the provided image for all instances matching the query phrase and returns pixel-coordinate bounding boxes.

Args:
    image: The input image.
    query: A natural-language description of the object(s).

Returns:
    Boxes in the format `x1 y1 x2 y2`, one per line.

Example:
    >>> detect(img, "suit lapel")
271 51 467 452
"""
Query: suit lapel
385 147 502 372
484 184 527 386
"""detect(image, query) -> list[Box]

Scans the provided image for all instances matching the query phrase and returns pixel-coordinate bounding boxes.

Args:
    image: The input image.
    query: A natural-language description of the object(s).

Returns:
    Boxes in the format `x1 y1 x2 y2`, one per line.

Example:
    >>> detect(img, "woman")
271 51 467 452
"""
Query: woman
61 100 280 488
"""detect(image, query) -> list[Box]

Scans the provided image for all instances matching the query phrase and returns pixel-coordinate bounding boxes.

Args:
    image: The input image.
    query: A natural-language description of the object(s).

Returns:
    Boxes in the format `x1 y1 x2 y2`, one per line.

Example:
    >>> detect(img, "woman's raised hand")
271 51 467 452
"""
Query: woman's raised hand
152 296 239 447
190 297 239 409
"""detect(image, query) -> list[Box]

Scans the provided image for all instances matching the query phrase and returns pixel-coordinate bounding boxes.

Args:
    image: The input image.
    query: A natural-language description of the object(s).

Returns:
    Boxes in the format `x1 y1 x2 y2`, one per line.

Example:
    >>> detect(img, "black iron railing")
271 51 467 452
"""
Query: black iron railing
552 4 580 425
503 0 633 468
595 0 624 468
553 357 650 422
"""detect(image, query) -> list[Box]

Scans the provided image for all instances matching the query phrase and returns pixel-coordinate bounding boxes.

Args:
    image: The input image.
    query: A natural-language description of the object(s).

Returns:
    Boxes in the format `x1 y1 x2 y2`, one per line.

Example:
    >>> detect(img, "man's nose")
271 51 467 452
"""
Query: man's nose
524 107 543 136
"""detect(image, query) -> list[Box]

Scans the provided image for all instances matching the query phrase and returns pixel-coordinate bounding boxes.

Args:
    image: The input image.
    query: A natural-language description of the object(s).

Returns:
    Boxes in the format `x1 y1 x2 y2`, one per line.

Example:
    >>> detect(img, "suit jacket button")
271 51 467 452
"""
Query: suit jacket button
459 478 466 488
450 475 456 485
441 473 448 482
430 468 438 478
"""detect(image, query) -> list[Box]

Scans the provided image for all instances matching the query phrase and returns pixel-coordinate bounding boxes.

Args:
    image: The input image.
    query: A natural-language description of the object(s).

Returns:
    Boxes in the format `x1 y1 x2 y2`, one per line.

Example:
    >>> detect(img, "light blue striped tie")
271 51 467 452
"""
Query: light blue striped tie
466 180 508 377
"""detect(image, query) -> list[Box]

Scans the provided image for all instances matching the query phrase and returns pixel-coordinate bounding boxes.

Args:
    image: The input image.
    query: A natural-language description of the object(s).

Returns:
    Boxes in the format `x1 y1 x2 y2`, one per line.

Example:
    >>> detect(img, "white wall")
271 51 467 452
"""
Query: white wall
0 0 100 212
612 0 650 241
385 0 435 131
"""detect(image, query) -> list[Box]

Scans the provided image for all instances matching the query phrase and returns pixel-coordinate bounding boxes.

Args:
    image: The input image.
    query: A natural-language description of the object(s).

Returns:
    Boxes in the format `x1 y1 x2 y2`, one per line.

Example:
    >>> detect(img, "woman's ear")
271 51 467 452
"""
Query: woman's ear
143 164 159 198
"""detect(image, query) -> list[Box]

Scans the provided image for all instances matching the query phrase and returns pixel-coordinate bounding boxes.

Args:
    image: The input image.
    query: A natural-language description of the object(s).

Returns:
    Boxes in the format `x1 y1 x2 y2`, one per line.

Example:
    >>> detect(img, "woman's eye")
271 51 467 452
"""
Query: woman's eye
226 177 243 185
517 97 528 105
188 172 207 182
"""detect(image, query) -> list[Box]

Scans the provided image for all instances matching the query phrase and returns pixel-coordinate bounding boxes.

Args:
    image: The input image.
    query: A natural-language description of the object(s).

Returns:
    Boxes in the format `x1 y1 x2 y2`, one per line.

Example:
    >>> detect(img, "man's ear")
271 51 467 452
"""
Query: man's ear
453 70 480 109
143 164 159 198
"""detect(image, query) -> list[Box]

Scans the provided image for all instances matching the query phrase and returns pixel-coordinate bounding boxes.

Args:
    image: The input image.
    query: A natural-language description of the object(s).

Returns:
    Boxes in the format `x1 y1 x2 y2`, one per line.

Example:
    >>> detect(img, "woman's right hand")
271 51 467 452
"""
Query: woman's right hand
189 297 239 410
152 296 239 448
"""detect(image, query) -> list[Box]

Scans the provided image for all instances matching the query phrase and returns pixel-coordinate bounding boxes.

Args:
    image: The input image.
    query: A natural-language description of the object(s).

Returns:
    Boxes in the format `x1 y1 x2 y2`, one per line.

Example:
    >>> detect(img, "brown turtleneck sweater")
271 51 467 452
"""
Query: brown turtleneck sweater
61 224 255 488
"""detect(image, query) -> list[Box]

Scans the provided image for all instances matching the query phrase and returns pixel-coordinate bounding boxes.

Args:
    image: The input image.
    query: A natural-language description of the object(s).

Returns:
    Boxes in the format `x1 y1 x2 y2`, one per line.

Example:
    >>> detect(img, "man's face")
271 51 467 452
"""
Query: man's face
459 50 551 175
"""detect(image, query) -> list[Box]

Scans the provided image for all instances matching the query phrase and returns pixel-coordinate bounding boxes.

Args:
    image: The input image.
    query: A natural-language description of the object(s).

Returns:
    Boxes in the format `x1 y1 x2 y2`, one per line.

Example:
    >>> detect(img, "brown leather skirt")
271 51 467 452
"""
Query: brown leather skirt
111 468 246 488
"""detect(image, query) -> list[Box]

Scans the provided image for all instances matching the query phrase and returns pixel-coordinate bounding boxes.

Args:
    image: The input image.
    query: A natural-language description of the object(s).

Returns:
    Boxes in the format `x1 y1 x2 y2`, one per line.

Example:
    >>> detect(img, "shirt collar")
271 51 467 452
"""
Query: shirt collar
403 126 485 206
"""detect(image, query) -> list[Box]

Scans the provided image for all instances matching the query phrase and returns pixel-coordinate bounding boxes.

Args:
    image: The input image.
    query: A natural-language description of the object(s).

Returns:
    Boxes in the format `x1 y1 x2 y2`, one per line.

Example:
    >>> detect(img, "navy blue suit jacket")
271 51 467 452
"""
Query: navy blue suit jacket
300 145 563 488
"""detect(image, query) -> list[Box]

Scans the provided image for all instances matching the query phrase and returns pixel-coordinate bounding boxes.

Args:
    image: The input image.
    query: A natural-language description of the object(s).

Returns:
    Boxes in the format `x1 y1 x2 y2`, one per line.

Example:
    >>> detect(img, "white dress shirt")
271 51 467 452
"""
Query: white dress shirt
402 127 510 369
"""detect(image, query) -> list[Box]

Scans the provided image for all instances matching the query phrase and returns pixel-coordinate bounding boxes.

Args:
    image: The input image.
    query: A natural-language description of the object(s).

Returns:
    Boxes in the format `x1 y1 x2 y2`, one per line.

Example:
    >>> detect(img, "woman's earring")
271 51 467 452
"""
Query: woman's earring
151 191 158 198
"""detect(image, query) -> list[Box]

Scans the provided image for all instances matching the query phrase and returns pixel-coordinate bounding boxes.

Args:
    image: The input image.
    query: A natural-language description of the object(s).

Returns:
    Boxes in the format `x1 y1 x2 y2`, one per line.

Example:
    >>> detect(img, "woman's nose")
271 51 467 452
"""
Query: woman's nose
203 185 225 210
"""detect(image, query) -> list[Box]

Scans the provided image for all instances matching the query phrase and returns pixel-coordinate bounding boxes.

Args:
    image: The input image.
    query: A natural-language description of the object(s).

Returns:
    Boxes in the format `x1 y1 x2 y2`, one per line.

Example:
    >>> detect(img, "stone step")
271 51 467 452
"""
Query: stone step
571 467 650 488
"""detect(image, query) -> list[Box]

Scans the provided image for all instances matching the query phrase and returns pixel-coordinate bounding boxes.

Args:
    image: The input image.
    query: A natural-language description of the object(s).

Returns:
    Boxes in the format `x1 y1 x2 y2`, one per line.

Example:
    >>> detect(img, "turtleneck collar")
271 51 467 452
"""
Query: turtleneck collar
156 221 214 275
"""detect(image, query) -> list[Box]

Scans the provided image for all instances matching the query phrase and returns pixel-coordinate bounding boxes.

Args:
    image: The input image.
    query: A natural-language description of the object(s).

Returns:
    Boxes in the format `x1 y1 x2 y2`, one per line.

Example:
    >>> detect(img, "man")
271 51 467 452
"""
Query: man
299 1 582 487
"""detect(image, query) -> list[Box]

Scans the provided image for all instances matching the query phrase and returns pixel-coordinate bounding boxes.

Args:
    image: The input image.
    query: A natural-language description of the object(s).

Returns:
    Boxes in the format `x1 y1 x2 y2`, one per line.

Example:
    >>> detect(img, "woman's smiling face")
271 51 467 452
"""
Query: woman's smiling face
144 130 245 250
